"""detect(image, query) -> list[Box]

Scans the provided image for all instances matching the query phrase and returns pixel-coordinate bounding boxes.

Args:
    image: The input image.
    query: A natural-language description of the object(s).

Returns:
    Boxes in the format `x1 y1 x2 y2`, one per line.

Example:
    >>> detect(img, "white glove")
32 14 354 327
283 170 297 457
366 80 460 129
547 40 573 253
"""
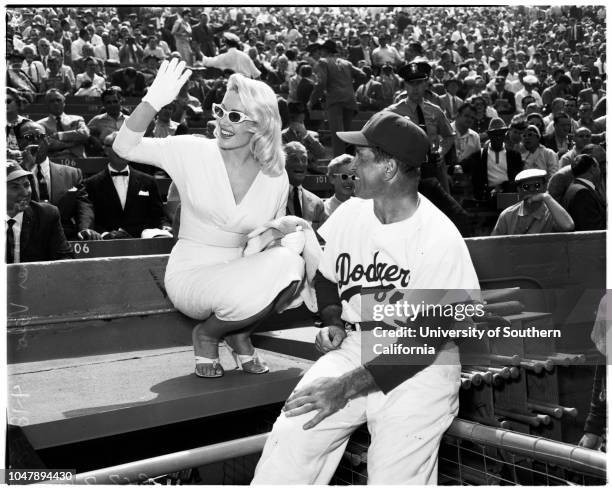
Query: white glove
141 58 192 112
280 228 305 254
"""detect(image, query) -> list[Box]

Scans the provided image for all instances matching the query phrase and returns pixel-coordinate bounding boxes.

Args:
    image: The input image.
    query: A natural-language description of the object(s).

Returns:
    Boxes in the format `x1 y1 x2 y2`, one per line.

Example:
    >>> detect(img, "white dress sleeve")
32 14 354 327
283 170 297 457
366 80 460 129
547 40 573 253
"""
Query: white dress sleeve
113 124 211 181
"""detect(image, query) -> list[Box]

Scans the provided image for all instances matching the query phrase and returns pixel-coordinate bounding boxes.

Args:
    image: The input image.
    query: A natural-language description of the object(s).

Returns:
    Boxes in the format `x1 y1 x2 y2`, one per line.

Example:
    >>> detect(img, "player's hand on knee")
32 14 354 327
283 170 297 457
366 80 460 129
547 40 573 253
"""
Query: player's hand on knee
283 377 349 430
316 325 346 353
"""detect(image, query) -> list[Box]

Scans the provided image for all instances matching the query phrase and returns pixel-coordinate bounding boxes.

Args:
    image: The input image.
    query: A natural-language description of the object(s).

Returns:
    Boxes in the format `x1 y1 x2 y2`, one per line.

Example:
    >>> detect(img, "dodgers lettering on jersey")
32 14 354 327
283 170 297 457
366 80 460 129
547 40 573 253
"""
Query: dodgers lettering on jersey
317 197 481 324
336 251 411 304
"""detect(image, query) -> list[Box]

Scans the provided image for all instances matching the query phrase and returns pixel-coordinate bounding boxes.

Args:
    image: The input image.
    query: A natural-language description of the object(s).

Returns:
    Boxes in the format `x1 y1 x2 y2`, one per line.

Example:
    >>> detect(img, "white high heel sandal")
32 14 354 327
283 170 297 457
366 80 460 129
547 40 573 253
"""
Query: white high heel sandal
224 343 269 374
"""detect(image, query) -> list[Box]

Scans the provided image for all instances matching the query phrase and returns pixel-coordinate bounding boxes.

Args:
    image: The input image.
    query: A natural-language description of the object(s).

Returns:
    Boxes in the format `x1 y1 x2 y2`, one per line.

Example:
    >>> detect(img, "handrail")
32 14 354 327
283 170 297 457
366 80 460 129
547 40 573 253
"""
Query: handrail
50 419 605 484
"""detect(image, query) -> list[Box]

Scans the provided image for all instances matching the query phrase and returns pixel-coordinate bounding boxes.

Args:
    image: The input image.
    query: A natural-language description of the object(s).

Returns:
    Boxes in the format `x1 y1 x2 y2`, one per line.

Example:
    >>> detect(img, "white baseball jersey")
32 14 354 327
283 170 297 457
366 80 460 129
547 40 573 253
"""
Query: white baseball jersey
318 195 481 324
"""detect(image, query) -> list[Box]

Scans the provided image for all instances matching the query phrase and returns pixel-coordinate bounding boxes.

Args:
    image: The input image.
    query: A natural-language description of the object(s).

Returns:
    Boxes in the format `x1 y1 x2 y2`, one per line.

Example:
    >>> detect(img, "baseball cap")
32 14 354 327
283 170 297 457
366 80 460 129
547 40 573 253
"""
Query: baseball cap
515 168 546 183
336 111 429 168
7 161 32 182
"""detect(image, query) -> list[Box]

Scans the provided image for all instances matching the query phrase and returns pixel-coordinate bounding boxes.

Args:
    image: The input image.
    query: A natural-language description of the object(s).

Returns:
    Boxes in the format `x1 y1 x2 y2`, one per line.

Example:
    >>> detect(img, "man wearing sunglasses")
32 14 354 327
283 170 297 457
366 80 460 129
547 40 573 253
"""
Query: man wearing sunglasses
15 121 98 241
324 154 356 217
491 168 574 236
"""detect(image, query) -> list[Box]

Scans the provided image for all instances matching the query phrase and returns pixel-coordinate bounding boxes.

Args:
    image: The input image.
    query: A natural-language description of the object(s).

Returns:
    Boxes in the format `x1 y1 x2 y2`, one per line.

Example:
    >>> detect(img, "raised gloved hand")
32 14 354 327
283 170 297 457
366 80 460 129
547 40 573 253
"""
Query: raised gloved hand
141 58 193 112
280 226 305 254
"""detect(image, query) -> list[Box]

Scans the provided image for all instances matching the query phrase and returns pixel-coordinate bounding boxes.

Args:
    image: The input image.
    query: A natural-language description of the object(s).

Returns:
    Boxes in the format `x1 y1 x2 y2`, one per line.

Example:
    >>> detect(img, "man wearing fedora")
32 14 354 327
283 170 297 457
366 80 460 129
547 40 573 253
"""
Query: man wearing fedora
464 117 523 201
491 168 574 236
308 40 365 156
253 110 480 484
6 161 73 264
389 61 455 192
200 31 261 78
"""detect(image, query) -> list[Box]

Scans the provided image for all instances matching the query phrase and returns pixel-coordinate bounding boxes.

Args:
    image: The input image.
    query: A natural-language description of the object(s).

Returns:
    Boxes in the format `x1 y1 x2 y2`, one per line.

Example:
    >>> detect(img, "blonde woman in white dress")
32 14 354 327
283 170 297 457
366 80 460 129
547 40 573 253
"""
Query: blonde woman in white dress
114 59 305 377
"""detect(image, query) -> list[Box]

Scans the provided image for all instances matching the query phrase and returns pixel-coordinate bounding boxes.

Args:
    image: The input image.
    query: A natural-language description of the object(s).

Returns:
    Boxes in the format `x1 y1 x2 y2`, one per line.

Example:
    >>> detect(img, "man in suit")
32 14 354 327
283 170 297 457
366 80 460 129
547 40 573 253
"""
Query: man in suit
36 89 90 160
347 31 373 67
566 17 584 49
85 132 169 239
562 154 605 231
16 121 99 241
438 78 464 121
284 141 327 230
541 112 573 157
6 161 73 264
355 65 386 110
93 30 120 65
110 67 148 97
464 118 523 201
548 143 605 203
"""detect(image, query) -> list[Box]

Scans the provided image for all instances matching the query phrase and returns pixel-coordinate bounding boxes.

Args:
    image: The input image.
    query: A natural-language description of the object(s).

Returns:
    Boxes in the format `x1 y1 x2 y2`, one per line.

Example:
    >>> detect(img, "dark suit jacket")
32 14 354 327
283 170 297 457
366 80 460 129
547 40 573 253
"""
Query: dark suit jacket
347 45 369 67
286 186 327 231
84 167 167 237
465 146 523 200
17 201 74 263
490 88 517 116
48 161 95 240
562 179 606 231
541 133 570 155
110 69 147 97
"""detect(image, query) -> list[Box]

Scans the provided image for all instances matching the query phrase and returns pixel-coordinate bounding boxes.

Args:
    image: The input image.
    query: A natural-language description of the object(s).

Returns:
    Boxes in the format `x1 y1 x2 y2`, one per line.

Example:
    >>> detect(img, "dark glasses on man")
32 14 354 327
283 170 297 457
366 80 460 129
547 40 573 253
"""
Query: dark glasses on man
520 182 542 192
333 173 357 181
20 133 45 142
212 103 253 123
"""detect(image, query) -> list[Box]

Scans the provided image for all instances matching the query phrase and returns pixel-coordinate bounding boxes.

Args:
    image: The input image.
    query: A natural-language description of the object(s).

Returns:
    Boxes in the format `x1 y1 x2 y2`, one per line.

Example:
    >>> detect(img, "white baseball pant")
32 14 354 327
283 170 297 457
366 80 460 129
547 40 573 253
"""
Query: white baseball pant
252 332 460 484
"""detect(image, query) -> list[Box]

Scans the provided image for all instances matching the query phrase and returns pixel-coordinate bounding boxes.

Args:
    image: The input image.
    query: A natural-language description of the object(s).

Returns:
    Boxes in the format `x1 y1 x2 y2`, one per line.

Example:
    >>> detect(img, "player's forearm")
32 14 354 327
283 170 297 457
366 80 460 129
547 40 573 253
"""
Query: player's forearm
338 366 379 399
314 270 343 327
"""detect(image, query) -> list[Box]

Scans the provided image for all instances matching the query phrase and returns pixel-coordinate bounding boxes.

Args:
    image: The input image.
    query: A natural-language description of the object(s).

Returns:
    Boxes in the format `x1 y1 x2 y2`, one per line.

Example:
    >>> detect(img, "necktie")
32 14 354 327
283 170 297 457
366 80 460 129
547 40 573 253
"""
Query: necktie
42 57 47 69
55 115 63 132
110 170 129 177
105 44 110 60
495 151 500 164
6 219 16 264
292 186 302 217
416 104 428 135
37 164 50 201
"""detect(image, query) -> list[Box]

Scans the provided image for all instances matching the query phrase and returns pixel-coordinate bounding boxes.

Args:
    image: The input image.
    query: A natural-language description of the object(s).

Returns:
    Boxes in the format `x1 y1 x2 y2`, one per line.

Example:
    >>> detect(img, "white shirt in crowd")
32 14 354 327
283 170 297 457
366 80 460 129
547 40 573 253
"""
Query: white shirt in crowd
487 148 509 187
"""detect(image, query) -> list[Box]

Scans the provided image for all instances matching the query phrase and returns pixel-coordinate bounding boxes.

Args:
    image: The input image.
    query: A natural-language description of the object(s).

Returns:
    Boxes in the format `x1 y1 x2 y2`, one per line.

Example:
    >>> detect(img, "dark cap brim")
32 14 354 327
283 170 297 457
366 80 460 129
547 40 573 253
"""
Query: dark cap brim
336 130 370 147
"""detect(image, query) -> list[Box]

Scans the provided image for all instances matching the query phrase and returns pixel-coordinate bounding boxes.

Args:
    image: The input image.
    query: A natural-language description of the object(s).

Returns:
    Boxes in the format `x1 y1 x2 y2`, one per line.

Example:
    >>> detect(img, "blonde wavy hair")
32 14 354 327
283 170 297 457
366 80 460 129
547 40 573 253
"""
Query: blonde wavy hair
223 73 285 177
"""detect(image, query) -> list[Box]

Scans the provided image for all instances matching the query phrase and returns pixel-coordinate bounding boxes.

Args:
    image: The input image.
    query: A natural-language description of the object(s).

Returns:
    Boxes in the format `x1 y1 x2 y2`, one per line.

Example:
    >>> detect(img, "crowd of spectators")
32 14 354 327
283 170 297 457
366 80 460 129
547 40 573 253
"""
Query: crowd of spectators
5 5 607 261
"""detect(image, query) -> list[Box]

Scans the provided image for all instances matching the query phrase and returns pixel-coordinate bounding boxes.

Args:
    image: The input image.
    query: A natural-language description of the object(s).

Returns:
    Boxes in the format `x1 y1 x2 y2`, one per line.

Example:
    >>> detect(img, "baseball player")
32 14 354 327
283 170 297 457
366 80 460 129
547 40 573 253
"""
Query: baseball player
252 111 480 484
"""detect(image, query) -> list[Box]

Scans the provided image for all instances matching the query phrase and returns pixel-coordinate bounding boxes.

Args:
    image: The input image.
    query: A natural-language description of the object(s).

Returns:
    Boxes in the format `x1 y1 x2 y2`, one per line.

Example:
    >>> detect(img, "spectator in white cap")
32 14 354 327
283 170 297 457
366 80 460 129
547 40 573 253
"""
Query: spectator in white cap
491 168 574 236
520 124 559 182
199 32 261 79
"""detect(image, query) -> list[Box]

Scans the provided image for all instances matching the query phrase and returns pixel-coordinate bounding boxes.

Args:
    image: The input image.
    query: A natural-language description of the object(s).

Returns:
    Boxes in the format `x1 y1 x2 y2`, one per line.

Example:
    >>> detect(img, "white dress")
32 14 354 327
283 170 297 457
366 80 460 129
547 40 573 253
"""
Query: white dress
114 127 305 321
